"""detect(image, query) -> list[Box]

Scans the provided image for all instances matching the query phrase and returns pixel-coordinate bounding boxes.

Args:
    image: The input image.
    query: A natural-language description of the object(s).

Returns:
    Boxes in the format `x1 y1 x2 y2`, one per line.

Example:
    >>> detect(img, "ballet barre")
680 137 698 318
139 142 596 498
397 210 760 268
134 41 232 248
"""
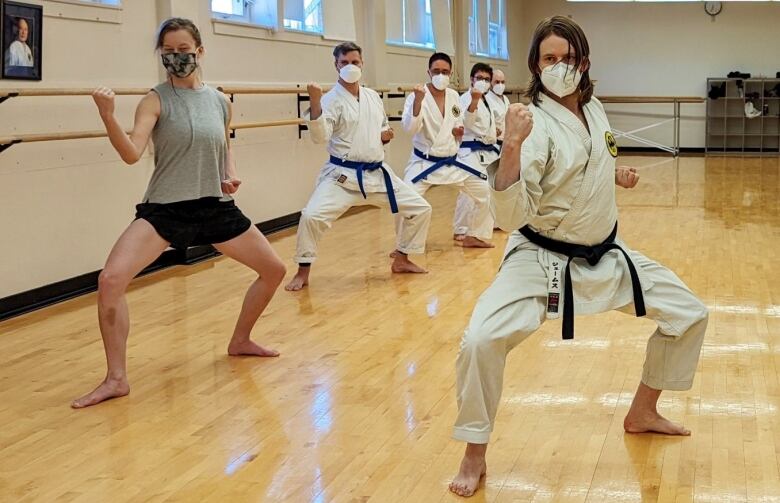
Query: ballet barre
0 85 392 103
0 119 306 153
0 85 392 141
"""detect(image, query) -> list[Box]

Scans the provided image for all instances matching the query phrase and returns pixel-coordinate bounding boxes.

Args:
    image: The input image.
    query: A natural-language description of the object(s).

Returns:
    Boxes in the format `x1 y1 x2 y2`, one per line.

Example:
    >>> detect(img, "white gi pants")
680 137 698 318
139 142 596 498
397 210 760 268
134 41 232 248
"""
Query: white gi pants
452 247 708 444
294 178 432 264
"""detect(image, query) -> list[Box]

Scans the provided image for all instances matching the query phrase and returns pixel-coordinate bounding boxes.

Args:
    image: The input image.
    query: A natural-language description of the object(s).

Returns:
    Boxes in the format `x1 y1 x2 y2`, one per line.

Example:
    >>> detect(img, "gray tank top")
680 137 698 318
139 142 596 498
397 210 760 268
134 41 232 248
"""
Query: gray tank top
143 82 229 204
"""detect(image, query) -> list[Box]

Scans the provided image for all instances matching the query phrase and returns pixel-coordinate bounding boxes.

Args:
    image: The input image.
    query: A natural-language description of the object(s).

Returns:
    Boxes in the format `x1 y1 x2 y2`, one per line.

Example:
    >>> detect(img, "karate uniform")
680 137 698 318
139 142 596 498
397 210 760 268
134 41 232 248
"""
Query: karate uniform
293 83 432 265
453 90 510 235
453 96 708 444
400 86 492 241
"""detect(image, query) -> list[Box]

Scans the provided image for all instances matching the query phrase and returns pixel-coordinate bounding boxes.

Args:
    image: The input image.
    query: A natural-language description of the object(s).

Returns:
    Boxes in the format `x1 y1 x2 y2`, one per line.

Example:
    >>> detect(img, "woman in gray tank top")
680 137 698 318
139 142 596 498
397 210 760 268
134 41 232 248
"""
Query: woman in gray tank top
72 18 287 409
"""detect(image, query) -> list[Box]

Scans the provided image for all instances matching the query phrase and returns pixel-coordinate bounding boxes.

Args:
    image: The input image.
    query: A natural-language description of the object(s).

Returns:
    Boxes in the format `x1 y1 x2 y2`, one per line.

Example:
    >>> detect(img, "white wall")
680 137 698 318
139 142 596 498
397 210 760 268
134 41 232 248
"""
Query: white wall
0 0 524 298
0 0 160 299
519 0 780 150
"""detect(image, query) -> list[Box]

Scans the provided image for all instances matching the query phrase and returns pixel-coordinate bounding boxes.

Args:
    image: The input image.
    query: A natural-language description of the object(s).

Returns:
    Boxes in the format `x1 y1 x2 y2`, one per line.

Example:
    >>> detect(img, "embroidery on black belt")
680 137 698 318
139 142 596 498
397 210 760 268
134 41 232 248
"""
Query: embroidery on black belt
605 131 618 158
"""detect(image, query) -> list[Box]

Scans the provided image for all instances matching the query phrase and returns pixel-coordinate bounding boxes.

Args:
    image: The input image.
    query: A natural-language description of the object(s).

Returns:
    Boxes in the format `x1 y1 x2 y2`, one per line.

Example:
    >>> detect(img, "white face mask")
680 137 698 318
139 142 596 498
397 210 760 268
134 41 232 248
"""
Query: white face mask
473 79 491 94
541 62 582 98
339 64 362 84
431 74 450 91
492 83 506 95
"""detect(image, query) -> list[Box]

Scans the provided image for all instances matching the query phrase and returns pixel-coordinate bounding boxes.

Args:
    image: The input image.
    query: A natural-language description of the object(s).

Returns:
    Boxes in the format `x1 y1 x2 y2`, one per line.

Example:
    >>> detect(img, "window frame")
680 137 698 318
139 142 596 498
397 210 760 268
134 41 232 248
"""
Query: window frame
282 0 324 36
210 0 276 29
385 0 437 50
468 0 508 61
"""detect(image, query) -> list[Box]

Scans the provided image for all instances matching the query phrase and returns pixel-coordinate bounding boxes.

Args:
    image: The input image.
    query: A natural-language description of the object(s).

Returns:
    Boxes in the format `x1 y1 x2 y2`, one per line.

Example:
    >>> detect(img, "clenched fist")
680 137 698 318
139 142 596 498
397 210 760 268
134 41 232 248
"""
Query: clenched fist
412 84 426 103
222 177 242 195
92 86 116 118
615 167 639 189
503 103 533 147
307 82 323 104
381 128 395 144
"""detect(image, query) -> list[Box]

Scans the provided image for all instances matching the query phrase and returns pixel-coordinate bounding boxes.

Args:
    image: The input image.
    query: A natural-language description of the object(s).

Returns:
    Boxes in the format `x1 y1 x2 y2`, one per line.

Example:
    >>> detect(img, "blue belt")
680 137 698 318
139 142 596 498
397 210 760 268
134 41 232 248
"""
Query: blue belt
329 155 398 214
461 140 500 155
411 148 487 184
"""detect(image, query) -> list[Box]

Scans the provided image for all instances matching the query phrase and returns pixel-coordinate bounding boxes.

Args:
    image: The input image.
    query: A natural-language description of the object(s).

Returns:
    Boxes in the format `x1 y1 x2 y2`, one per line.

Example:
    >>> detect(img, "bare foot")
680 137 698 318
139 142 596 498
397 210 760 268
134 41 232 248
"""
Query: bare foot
461 236 494 248
389 250 398 259
391 253 428 274
228 339 280 357
71 377 130 409
623 411 690 436
285 266 310 291
453 233 466 242
449 450 487 497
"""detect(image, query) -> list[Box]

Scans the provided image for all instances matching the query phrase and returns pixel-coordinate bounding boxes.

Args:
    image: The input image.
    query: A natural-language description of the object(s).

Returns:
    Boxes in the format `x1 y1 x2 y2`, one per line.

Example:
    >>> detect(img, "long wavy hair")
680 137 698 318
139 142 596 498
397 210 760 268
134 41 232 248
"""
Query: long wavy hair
525 16 594 106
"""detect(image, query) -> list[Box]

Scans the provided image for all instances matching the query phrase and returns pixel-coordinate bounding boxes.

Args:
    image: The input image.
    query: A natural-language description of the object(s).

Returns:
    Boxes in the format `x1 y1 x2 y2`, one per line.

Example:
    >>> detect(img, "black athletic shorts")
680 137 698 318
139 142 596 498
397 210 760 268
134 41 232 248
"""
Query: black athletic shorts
135 197 252 249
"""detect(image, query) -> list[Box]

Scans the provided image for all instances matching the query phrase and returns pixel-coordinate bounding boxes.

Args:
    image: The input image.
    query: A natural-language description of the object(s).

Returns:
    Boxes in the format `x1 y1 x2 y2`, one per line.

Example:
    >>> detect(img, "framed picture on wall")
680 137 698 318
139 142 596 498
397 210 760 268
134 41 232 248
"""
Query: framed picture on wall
1 1 42 80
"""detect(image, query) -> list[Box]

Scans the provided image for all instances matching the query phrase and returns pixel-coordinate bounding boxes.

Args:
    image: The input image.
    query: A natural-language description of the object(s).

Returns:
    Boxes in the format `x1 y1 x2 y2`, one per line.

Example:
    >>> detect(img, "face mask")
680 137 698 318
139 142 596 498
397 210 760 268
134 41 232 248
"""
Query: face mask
541 62 582 98
339 64 362 84
161 52 198 78
492 83 506 95
431 74 450 91
473 79 491 94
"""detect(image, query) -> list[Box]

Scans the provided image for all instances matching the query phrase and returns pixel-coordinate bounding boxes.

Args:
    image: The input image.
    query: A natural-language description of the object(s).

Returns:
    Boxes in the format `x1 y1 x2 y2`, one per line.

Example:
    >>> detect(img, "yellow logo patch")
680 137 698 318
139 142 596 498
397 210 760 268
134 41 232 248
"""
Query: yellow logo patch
605 131 618 158
452 105 461 118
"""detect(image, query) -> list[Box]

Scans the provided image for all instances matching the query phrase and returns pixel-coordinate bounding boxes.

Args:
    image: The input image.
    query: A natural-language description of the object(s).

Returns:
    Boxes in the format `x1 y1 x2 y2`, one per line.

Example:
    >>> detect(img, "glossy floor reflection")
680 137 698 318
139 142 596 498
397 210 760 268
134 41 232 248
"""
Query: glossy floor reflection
0 156 778 502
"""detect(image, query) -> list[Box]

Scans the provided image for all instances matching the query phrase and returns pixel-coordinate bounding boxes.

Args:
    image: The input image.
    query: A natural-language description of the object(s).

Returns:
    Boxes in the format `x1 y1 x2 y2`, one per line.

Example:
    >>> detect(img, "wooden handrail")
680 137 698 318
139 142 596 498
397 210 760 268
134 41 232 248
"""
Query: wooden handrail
388 87 704 104
231 119 304 129
391 85 526 93
0 86 704 103
597 96 704 104
0 88 151 98
0 129 112 144
0 119 304 147
0 85 392 99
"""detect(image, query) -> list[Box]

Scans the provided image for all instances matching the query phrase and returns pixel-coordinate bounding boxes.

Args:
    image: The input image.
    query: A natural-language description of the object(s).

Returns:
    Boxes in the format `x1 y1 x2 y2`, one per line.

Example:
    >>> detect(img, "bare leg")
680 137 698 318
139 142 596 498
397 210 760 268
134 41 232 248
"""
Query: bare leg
391 251 427 274
623 382 690 435
461 236 494 248
71 219 170 408
449 443 487 497
214 226 286 357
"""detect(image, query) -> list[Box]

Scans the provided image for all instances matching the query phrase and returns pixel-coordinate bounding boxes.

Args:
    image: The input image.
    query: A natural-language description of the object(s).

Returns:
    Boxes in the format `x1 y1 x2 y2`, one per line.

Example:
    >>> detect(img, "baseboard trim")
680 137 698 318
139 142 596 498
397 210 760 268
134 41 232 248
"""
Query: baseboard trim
0 212 302 322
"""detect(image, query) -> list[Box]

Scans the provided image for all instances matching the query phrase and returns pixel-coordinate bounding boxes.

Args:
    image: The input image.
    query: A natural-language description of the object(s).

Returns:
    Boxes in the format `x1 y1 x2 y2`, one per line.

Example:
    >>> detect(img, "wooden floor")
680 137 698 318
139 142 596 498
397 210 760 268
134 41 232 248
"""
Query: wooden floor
1 156 779 502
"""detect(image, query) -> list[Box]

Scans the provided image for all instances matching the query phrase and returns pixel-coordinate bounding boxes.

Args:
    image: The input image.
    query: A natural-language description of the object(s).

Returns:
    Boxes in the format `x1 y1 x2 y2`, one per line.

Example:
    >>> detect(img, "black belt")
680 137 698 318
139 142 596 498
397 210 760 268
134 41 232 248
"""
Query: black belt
518 223 646 339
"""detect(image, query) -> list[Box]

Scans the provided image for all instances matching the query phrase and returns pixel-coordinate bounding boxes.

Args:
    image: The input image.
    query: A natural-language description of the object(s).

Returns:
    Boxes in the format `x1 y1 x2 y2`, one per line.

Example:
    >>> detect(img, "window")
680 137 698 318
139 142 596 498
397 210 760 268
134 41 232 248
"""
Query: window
468 0 507 60
211 0 277 28
386 0 436 50
284 0 323 34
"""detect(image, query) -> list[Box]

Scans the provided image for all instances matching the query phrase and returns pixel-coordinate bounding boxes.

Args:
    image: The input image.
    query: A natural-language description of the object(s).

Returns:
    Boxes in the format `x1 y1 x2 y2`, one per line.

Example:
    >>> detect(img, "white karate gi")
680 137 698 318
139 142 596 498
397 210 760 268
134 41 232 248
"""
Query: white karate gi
453 90 511 234
453 96 708 444
399 86 492 241
293 83 432 265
